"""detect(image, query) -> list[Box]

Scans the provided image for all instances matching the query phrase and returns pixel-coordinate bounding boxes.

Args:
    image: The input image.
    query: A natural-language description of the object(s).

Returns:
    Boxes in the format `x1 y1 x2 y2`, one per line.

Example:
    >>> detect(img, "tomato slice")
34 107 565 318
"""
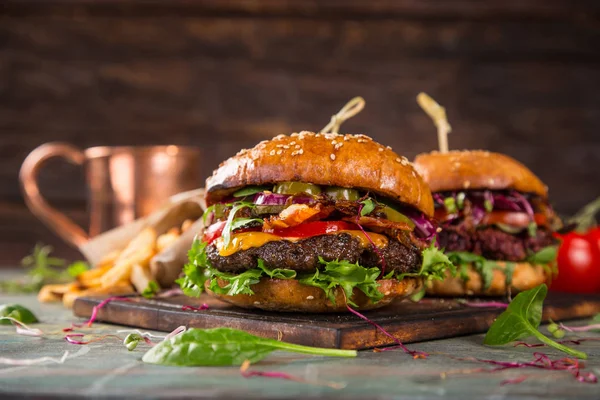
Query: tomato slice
202 221 227 244
482 212 547 227
203 220 358 244
264 221 358 238
435 209 547 227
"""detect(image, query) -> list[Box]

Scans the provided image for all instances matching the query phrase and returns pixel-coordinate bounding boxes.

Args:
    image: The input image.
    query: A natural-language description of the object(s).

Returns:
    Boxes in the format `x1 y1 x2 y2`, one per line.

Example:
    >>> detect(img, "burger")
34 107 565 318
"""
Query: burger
413 150 560 296
177 132 454 312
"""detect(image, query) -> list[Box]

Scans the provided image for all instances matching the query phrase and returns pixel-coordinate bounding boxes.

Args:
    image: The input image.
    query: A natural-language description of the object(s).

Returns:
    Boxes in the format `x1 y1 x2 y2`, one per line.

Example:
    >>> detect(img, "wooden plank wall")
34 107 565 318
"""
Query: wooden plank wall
1 1 599 265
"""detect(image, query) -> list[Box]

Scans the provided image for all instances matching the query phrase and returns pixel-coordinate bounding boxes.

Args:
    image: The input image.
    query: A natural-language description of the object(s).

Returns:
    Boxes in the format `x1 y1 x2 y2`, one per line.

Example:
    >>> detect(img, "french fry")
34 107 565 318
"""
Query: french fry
38 283 80 303
62 282 135 309
77 264 113 285
100 228 156 289
156 230 180 253
130 263 157 294
96 250 120 269
181 219 194 232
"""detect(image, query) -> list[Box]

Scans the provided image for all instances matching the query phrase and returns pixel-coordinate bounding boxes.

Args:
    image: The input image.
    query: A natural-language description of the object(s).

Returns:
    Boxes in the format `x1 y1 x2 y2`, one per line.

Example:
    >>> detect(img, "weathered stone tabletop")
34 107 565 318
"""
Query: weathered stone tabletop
1 291 599 399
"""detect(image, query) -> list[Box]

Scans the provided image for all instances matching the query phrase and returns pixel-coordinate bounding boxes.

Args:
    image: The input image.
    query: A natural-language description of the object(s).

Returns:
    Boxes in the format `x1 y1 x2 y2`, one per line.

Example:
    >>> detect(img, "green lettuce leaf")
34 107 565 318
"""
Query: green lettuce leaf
299 257 383 307
446 251 498 290
396 241 455 283
175 240 210 297
142 280 160 299
527 246 558 264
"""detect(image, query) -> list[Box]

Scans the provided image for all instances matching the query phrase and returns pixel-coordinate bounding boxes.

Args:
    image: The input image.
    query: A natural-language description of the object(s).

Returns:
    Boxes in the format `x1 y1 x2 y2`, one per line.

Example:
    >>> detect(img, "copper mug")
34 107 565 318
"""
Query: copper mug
20 143 202 248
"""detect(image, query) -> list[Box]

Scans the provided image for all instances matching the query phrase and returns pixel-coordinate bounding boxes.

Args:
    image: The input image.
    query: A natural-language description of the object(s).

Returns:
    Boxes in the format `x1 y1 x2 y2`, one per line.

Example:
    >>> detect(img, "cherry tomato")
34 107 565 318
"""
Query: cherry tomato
264 221 358 238
550 231 600 294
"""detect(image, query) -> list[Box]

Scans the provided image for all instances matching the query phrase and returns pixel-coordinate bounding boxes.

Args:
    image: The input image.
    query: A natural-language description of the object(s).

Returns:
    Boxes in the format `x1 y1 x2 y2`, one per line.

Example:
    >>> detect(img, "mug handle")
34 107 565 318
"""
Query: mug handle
20 142 89 247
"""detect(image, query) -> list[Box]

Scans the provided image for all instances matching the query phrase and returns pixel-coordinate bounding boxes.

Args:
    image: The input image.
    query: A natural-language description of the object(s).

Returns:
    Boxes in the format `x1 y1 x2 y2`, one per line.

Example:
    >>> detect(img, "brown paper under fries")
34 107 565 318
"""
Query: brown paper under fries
40 188 206 309
150 218 205 287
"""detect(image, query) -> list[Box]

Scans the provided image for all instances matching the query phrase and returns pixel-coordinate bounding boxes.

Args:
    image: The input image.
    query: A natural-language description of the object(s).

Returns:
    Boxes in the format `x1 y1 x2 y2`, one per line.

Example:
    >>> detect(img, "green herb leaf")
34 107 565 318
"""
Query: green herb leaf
456 192 466 210
67 261 89 278
528 246 557 265
142 281 161 299
0 304 39 325
176 240 210 297
527 222 537 238
221 202 255 247
397 241 456 283
208 268 263 296
256 259 297 279
447 251 502 291
484 199 493 213
299 258 383 307
484 284 587 359
202 204 216 224
410 288 426 302
142 327 356 366
232 186 270 198
494 223 525 234
593 314 600 323
360 198 376 216
230 218 263 231
504 262 516 288
124 333 143 351
444 197 457 213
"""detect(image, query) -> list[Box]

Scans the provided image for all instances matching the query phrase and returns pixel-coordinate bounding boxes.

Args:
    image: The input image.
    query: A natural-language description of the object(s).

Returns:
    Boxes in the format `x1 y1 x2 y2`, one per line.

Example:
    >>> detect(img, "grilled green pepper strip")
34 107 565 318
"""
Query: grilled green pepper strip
324 186 360 201
382 206 415 228
274 182 322 195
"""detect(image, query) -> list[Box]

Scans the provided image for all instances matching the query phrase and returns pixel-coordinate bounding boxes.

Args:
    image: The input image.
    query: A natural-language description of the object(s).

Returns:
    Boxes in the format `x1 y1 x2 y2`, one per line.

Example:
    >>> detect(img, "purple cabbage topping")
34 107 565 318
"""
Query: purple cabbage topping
434 190 536 215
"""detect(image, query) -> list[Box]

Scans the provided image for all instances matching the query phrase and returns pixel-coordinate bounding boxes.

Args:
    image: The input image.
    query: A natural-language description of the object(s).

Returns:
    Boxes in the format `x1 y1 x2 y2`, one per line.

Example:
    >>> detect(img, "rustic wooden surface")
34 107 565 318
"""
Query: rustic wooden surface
1 1 599 265
2 290 600 399
72 292 600 350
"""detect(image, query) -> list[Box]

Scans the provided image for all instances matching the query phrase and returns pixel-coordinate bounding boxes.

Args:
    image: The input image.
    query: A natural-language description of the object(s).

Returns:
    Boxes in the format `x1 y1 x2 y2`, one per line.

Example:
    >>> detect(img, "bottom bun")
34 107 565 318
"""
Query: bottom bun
426 261 548 297
206 277 423 312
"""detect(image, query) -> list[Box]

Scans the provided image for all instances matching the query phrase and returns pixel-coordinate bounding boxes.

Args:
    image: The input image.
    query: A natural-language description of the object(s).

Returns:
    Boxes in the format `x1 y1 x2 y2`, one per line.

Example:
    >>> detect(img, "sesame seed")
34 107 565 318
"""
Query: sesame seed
283 145 289 149
275 134 286 140
396 157 401 163
330 154 336 161
386 146 392 150
306 295 314 300
253 301 261 305
463 180 471 189
378 148 384 152
277 150 282 155
357 139 366 143
290 141 296 145
298 149 304 155
344 136 350 141
269 150 276 156
334 143 343 150
331 140 337 145
295 144 301 149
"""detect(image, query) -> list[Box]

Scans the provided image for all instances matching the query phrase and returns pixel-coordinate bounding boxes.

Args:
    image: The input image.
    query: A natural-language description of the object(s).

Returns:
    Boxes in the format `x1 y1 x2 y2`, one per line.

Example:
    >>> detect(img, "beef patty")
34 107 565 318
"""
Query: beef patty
438 226 556 261
207 232 422 274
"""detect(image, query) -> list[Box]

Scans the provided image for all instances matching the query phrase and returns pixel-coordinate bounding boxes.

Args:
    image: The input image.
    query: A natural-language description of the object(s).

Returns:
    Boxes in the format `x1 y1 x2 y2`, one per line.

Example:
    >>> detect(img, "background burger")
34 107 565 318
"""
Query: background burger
413 150 560 297
178 131 454 312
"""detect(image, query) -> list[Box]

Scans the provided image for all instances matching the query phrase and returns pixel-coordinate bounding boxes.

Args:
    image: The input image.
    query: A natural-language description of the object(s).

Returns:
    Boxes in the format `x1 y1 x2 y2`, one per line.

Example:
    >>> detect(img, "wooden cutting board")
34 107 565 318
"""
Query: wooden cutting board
73 293 600 350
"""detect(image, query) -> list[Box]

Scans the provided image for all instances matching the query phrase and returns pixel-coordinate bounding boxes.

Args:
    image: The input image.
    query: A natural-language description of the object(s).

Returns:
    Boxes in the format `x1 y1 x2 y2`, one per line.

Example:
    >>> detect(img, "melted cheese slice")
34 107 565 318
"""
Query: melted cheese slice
216 230 388 257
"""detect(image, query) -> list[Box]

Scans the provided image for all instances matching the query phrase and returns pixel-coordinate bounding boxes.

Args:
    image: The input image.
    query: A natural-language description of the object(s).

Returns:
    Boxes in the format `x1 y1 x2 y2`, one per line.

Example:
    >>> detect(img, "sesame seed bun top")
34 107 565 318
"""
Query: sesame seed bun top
205 131 435 216
413 150 548 198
